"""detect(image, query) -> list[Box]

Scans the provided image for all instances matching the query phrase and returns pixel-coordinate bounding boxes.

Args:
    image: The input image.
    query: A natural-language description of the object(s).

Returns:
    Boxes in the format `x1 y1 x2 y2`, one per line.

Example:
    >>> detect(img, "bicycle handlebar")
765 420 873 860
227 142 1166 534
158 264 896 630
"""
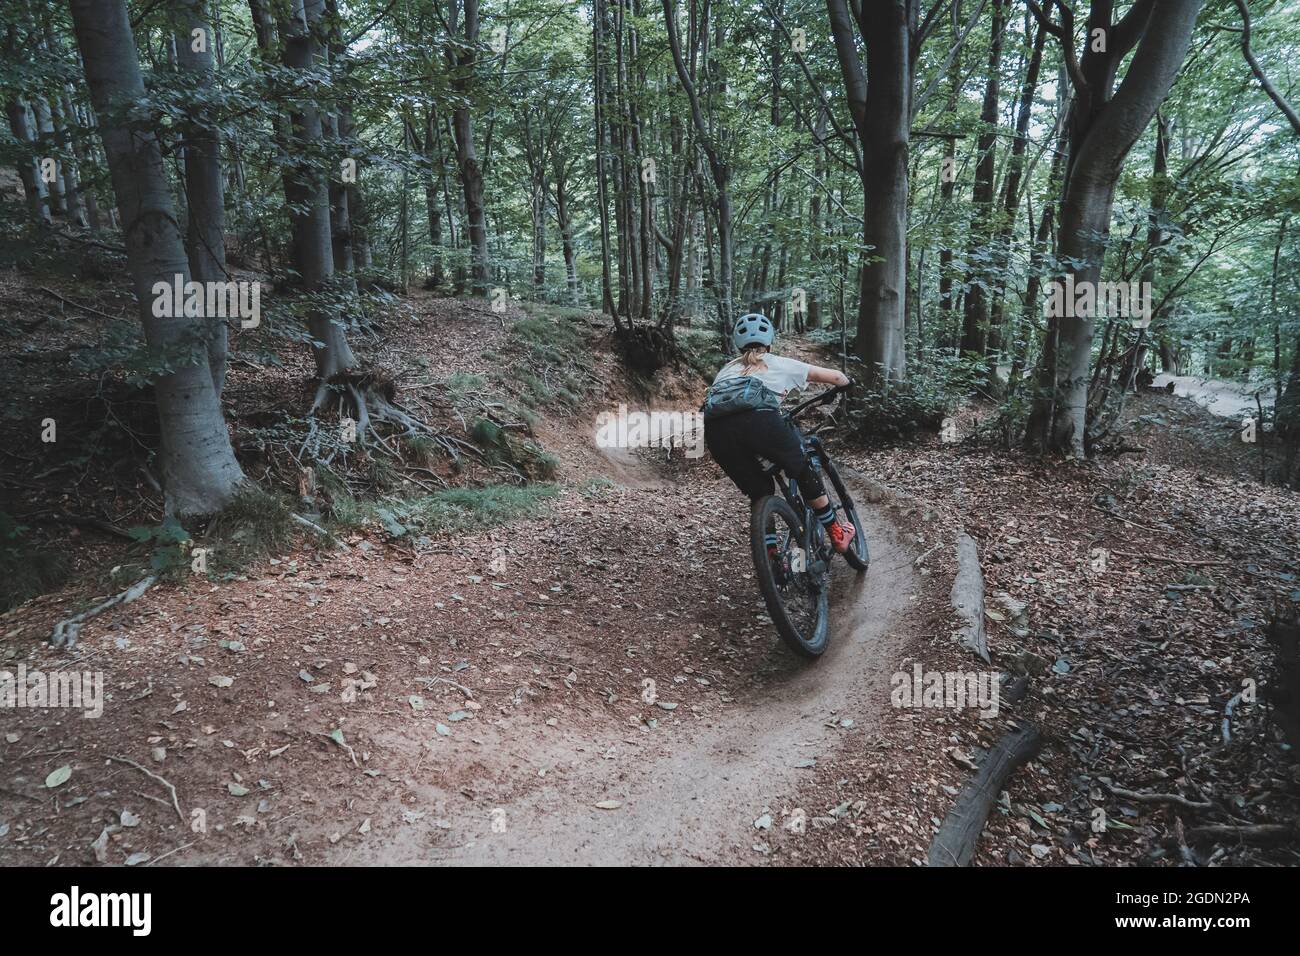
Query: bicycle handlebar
786 381 852 421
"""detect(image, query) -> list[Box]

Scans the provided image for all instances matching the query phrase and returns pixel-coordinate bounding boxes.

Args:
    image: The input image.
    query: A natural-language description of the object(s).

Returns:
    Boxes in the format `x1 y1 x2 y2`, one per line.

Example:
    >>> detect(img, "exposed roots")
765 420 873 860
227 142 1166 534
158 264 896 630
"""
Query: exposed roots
51 574 157 650
300 369 480 470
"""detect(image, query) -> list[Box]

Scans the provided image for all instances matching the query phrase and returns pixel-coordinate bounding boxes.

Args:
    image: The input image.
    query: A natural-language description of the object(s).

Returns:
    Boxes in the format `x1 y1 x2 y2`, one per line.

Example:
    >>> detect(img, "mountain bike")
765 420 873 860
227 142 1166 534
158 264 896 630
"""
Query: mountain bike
750 383 868 658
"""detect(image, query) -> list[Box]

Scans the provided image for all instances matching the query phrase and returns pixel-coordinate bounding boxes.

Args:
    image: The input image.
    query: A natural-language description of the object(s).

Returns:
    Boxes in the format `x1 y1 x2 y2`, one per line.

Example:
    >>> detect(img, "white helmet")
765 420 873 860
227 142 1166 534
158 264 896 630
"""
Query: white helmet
732 312 774 352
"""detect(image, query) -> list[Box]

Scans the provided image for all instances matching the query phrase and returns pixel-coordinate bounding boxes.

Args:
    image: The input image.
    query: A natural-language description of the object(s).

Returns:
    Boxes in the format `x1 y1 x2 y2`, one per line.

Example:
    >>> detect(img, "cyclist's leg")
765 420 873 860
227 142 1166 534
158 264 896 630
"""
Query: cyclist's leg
739 410 828 507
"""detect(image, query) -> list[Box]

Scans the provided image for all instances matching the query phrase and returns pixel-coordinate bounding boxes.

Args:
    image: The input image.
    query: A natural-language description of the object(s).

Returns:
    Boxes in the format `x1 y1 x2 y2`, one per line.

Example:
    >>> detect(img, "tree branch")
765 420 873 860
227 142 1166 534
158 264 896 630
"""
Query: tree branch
1233 0 1300 137
1026 0 1087 94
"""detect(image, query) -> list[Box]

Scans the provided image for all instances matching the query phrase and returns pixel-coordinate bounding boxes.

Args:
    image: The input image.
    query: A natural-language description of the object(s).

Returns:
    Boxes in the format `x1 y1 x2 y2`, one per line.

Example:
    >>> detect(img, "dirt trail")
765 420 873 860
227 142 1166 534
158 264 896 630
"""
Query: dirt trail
1151 373 1274 420
348 472 918 866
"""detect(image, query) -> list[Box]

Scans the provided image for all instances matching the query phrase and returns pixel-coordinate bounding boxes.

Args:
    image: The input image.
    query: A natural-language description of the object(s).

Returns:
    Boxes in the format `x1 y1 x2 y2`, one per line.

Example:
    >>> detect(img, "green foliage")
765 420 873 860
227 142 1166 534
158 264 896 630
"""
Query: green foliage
675 325 728 382
445 372 489 402
470 416 558 479
506 313 590 403
371 484 560 538
126 517 192 577
204 485 303 576
848 382 952 444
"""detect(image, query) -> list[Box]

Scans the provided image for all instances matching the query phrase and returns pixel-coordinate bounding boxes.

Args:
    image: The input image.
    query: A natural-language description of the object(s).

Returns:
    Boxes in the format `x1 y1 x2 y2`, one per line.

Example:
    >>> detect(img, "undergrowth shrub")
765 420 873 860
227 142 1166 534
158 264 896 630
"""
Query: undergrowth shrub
847 354 984 443
0 512 69 612
373 483 560 538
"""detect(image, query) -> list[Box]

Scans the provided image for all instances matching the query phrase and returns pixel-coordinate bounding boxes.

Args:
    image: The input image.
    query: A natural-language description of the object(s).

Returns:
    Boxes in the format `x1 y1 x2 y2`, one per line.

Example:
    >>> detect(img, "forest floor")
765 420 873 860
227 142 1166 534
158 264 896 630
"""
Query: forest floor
1 261 1298 867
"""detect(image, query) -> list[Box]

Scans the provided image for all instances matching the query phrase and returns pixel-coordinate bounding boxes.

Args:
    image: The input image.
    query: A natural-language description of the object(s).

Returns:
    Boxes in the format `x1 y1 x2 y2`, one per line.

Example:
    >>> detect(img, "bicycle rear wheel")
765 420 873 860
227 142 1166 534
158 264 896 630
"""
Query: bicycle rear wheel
750 495 830 658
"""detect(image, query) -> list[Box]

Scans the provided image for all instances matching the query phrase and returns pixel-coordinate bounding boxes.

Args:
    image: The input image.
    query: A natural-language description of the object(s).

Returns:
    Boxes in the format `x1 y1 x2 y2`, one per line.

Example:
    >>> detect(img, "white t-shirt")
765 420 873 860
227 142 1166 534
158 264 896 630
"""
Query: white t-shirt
713 354 813 400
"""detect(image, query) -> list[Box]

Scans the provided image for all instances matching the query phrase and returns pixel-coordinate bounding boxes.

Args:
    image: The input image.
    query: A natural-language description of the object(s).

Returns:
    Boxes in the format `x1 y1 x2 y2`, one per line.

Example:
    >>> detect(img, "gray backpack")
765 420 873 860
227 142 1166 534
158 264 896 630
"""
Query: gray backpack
701 375 780 422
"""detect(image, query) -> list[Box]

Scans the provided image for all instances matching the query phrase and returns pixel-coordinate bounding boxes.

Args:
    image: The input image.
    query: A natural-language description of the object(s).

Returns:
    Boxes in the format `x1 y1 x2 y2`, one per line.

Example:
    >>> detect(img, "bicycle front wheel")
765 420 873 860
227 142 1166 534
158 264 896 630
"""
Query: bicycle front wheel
822 455 869 572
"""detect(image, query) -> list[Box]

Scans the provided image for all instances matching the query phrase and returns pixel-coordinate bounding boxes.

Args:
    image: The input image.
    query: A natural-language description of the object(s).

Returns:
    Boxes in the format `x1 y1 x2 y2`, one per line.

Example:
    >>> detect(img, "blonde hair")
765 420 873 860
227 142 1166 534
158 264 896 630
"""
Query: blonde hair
739 345 769 370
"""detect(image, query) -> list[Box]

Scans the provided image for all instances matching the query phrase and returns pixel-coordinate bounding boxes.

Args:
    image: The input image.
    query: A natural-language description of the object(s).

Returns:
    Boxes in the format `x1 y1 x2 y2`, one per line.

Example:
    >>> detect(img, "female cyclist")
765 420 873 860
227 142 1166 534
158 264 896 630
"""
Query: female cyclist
703 313 856 553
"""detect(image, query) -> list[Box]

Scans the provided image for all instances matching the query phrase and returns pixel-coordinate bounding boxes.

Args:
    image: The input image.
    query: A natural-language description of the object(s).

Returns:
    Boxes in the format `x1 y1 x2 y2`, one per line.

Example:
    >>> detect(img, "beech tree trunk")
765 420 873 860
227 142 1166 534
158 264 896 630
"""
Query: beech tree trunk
33 96 67 215
69 0 244 517
43 86 87 227
664 0 734 350
593 0 618 316
988 14 1046 375
420 111 445 289
827 0 911 387
551 157 580 305
960 0 1004 360
61 90 100 230
1026 0 1203 457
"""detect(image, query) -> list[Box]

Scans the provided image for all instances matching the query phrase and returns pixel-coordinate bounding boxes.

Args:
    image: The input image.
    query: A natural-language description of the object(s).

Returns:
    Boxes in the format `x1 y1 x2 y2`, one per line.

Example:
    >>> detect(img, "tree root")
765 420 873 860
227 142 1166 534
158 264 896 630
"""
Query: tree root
51 574 157 650
1103 782 1213 811
290 512 350 550
298 369 485 488
107 755 184 822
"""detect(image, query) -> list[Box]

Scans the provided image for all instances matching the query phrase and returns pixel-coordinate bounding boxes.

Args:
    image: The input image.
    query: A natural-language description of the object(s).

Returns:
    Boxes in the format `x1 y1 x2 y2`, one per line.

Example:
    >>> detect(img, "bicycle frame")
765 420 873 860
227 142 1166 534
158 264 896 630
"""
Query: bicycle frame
762 427 832 586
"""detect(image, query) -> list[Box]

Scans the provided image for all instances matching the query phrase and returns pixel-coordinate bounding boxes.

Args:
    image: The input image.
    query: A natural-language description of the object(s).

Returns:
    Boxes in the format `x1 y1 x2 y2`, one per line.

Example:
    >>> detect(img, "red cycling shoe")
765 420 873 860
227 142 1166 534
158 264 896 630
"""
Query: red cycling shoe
827 520 856 554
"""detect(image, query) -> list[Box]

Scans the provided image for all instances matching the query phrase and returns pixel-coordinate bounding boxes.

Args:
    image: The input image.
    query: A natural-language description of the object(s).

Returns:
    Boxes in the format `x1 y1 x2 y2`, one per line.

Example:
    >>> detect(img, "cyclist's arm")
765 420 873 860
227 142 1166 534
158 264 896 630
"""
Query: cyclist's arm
806 365 850 387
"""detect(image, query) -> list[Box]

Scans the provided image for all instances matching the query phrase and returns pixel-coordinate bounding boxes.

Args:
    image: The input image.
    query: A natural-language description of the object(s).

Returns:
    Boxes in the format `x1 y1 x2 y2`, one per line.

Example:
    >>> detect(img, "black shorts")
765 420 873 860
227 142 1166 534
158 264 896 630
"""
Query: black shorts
704 408 827 503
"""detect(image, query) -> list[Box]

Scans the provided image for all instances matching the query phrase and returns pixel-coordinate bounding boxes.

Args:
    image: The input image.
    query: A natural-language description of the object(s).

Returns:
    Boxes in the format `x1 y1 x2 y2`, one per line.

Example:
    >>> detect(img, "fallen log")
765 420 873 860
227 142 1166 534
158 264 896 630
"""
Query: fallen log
928 723 1043 866
951 532 990 663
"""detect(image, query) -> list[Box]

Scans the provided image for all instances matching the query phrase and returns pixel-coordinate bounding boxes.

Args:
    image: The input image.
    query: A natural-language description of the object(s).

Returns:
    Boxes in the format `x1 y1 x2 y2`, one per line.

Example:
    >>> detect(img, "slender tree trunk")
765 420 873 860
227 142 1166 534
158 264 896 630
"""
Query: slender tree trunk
1011 80 1070 386
414 111 445 288
348 104 372 272
552 161 580 305
5 98 52 223
33 96 67 215
69 0 244 517
323 3 356 293
987 16 1046 377
960 0 1004 360
937 18 961 347
45 91 87 227
593 0 618 317
173 0 229 397
62 91 100 230
449 0 489 296
808 106 828 330
663 0 733 350
1120 112 1170 391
